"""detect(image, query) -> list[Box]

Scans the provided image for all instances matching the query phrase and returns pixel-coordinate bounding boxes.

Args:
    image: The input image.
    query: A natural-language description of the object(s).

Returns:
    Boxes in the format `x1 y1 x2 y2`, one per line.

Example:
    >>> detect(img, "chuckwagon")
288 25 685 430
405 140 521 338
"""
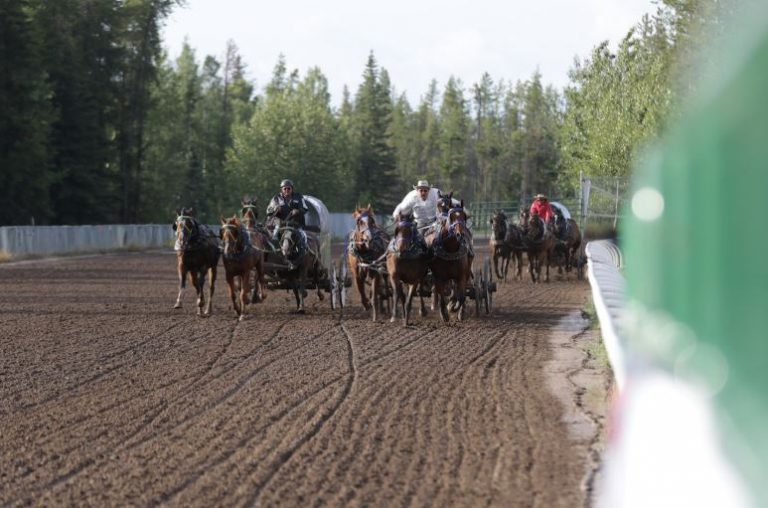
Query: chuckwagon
259 195 349 311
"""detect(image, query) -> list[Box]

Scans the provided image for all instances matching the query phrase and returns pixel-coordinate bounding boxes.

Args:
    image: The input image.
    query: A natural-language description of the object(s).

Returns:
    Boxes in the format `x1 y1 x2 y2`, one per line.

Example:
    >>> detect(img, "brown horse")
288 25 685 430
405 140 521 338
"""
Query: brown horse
240 197 269 303
172 208 220 316
348 204 391 322
386 213 430 327
220 216 256 320
551 207 582 277
428 199 472 322
489 210 525 281
520 210 554 283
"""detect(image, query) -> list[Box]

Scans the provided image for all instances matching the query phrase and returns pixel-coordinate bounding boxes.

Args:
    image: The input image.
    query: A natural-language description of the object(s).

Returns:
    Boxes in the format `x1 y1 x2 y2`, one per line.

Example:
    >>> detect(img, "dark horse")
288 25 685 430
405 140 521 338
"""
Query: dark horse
551 207 582 278
427 198 473 322
240 197 269 303
348 204 391 322
274 223 324 313
519 209 554 283
386 213 430 327
220 216 255 321
172 207 220 316
489 210 525 282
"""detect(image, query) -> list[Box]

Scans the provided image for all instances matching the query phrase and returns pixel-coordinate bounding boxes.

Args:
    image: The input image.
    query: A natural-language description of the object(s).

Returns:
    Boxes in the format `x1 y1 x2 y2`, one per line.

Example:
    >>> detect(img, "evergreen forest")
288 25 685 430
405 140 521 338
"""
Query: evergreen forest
0 0 733 224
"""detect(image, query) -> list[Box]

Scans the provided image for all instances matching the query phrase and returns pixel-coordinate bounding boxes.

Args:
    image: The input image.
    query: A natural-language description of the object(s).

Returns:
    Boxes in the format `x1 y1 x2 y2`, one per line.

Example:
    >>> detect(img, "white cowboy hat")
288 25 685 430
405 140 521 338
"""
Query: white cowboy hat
413 180 431 190
534 193 548 200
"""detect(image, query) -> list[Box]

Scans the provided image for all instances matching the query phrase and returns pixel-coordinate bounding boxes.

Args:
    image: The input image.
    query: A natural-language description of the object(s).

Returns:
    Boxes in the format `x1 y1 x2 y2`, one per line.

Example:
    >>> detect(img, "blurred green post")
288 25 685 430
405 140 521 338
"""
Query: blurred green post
622 3 768 504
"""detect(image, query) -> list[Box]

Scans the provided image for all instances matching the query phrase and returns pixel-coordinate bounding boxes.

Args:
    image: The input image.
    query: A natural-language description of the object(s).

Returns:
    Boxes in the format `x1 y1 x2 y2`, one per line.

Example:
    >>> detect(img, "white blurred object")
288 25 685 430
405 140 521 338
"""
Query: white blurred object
599 372 752 508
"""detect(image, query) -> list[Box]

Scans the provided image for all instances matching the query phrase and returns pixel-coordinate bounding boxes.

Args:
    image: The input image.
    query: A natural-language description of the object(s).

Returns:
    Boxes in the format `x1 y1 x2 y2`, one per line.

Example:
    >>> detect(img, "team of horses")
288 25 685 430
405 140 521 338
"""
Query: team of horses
173 196 583 323
173 197 323 318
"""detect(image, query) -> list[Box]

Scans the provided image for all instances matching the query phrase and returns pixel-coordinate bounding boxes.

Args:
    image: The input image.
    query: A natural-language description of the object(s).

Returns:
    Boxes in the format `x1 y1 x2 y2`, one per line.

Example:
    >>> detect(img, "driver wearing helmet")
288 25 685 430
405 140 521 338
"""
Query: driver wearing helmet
266 179 309 237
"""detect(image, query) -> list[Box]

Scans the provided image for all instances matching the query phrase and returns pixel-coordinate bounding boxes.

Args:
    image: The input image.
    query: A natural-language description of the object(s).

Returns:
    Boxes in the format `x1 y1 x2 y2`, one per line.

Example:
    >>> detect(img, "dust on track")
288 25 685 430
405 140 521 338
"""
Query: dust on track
0 250 607 507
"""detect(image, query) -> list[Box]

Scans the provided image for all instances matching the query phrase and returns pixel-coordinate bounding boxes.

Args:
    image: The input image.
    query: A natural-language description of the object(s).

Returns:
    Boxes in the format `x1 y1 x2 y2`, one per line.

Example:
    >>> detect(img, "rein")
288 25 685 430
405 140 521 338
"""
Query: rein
175 216 202 251
389 220 428 259
433 209 469 260
221 223 251 260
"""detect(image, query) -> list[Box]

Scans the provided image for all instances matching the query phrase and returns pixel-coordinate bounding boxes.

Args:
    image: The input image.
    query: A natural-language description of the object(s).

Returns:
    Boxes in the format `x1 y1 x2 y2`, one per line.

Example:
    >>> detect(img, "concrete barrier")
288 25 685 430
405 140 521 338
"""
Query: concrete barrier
0 225 174 257
0 213 379 258
585 240 626 390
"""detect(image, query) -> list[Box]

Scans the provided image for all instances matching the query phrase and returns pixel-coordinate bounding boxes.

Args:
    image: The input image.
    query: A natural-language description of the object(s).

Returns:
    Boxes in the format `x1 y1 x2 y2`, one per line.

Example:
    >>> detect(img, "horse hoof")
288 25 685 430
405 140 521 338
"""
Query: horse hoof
363 301 372 311
238 315 246 321
317 292 325 301
296 309 306 315
173 303 182 309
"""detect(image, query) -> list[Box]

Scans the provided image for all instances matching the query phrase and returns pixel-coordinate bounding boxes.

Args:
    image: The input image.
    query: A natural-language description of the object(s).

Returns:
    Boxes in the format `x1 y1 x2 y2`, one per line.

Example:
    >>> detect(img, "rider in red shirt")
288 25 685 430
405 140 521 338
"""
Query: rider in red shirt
530 193 554 223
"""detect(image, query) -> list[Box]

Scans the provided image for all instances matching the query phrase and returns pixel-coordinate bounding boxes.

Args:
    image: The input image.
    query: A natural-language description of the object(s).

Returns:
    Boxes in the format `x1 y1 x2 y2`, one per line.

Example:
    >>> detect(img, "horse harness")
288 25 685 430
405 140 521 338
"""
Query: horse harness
220 223 253 261
175 215 217 252
389 219 430 260
432 208 472 261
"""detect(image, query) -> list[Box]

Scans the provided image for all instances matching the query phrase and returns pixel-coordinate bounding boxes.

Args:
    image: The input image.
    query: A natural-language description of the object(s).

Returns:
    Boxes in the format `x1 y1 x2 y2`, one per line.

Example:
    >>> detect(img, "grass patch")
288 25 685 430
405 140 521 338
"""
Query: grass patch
586 336 610 369
581 297 601 330
0 250 13 263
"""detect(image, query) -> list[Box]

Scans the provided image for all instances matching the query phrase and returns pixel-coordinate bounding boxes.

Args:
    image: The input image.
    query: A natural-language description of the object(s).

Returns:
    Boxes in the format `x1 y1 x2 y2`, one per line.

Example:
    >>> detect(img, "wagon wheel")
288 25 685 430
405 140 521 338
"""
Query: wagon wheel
330 262 339 311
339 257 348 308
474 267 483 317
484 256 493 314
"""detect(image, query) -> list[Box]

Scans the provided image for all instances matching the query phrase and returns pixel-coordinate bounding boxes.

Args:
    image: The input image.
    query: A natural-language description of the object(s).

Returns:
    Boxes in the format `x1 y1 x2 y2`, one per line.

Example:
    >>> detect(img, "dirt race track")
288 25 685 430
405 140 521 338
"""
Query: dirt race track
0 249 609 507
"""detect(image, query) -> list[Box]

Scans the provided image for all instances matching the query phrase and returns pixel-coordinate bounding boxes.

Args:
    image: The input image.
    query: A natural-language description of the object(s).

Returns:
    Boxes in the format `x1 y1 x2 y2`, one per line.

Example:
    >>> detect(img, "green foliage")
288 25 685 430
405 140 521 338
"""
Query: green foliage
226 59 348 214
0 2 730 225
0 0 53 225
348 53 400 211
558 0 732 187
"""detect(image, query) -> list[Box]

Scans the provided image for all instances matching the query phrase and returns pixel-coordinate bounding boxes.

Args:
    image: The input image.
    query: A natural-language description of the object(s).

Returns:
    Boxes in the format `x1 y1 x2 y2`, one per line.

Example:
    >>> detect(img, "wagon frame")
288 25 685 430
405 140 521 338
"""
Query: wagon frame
258 195 350 310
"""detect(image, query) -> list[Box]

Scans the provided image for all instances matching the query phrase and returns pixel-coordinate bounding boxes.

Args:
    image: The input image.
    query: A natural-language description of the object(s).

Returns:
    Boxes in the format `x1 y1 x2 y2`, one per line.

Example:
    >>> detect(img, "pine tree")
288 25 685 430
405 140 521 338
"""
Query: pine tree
350 52 399 211
438 77 469 196
0 0 53 225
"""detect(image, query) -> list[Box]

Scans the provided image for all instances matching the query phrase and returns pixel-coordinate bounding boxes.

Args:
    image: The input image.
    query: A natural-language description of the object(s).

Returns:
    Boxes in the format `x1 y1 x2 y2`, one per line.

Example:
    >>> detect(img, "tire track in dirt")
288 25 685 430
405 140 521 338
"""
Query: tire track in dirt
29 320 336 504
242 320 358 506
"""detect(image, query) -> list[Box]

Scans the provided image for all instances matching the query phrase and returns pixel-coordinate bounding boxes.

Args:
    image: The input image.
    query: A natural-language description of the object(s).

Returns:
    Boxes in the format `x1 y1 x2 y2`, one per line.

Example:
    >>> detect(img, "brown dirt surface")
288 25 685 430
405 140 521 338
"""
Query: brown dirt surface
0 248 609 507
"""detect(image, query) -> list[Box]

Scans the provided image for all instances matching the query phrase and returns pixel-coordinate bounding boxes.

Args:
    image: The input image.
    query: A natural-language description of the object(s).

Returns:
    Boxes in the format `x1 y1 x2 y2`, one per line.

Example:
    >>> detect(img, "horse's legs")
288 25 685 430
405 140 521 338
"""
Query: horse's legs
297 267 306 313
501 253 508 282
206 265 216 316
544 251 551 283
418 283 427 317
175 260 186 309
435 280 449 323
404 283 417 327
227 273 239 317
190 271 205 316
493 253 502 280
390 276 401 323
528 253 537 283
240 268 251 321
354 266 371 311
371 273 379 322
457 274 467 322
314 259 324 301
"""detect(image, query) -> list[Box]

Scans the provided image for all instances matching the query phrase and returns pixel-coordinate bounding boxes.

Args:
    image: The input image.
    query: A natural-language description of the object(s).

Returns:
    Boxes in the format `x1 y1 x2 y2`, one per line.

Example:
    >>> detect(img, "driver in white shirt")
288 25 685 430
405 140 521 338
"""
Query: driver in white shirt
392 180 455 230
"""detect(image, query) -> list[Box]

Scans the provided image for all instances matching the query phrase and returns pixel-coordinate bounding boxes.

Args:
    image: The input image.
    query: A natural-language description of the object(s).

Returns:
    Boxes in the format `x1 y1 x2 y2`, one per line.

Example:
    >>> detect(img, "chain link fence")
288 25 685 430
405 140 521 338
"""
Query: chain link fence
578 173 630 240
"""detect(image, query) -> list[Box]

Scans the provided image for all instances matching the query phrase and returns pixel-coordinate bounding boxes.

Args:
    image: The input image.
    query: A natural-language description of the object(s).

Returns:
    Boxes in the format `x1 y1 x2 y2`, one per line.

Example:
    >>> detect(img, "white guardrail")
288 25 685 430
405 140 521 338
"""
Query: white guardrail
585 240 626 390
0 215 371 258
0 225 174 257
